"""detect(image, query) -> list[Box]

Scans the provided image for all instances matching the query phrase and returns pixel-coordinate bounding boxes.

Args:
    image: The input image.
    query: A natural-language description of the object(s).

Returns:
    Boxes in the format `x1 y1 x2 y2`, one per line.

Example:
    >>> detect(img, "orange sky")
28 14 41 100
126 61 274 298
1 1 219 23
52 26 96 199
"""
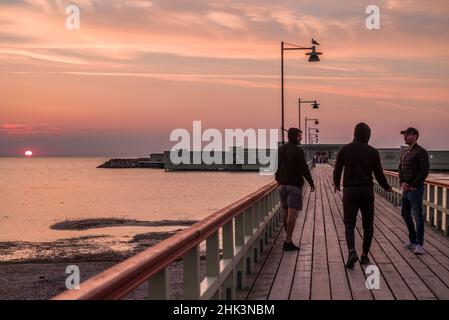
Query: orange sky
1 0 449 156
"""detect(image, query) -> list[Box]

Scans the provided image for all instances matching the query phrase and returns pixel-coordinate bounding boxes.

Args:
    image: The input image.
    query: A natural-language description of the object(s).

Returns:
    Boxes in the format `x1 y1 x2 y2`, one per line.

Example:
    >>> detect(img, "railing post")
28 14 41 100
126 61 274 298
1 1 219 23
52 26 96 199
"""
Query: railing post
235 212 246 289
383 177 388 199
425 184 431 224
396 175 401 206
244 207 254 274
222 221 235 299
262 196 268 248
263 195 267 220
266 192 271 233
443 188 448 236
428 184 435 225
392 176 397 205
271 189 280 234
252 203 261 262
222 221 234 258
257 199 263 227
275 187 281 227
387 176 394 203
147 268 169 300
268 193 274 239
276 196 284 228
258 198 267 251
390 176 394 200
183 245 200 299
206 232 220 275
436 186 443 230
274 190 279 227
206 231 220 299
387 176 391 200
276 188 282 224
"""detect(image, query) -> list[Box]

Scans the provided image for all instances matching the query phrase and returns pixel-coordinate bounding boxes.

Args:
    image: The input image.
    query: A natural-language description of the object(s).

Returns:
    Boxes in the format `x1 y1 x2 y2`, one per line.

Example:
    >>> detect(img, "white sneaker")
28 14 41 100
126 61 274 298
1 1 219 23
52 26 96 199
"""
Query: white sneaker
405 242 416 249
414 244 425 255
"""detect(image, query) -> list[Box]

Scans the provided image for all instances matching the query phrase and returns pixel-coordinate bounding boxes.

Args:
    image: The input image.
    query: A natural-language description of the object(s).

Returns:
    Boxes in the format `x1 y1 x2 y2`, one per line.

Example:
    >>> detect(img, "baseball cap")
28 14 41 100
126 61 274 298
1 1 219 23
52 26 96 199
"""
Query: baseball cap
400 127 419 137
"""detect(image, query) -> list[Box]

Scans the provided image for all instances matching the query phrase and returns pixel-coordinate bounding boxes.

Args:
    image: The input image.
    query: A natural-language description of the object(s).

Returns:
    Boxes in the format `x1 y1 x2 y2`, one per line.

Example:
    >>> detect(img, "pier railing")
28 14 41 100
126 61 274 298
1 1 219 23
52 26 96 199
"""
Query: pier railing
53 181 281 300
374 171 449 236
54 161 314 300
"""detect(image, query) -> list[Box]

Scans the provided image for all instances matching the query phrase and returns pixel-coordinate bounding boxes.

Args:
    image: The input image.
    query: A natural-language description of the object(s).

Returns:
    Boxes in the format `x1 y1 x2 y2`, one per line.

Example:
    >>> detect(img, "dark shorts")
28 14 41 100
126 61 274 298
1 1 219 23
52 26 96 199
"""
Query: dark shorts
279 185 303 210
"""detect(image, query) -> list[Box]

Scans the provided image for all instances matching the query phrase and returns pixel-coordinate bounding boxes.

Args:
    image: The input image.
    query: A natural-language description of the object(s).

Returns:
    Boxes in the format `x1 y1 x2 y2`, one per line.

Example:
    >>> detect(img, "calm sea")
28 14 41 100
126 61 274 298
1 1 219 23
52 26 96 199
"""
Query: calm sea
0 158 272 243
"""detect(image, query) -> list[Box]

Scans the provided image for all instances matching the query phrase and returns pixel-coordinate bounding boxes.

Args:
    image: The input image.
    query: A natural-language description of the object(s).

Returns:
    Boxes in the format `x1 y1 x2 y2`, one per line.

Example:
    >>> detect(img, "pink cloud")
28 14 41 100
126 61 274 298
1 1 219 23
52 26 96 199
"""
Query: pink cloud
0 1 448 150
0 123 65 135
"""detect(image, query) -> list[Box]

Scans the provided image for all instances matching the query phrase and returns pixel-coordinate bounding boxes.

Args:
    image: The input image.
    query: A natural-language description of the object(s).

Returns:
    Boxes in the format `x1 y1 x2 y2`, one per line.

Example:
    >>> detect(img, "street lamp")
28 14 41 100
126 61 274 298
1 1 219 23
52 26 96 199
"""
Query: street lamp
308 127 319 145
305 117 319 147
309 134 319 144
280 40 323 144
306 46 322 62
298 98 319 135
308 127 319 135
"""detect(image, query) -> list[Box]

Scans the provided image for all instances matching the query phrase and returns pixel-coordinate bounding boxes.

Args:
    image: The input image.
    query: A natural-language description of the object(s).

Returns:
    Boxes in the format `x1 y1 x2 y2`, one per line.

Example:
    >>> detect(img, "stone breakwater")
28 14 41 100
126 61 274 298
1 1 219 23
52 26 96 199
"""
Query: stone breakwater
97 158 163 168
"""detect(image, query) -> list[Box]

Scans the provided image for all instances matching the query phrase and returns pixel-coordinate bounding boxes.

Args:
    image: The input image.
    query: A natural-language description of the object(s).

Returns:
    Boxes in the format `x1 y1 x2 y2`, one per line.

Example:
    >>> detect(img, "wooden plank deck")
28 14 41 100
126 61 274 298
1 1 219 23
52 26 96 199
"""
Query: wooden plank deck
241 164 449 300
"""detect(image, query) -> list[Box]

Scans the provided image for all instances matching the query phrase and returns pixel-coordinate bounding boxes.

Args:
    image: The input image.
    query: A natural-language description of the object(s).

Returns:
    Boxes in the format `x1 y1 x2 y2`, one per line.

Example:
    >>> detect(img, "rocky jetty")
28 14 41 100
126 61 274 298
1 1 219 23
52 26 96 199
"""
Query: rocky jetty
97 158 164 168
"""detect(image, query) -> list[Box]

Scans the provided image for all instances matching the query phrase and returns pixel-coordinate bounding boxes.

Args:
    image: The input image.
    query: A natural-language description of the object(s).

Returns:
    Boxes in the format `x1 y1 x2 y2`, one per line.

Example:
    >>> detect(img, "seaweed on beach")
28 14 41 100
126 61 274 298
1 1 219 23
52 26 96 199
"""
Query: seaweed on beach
50 218 198 231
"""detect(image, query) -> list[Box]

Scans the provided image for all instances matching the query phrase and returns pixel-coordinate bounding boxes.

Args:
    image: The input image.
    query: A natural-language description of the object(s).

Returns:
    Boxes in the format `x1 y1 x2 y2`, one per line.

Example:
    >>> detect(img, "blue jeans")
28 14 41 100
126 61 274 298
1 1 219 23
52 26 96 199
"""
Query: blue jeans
401 184 425 246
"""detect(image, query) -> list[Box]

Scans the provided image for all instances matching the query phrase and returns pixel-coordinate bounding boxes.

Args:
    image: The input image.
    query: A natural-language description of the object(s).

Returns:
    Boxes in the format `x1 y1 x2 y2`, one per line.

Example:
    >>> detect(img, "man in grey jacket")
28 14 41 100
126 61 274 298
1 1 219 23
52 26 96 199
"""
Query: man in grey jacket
399 127 430 255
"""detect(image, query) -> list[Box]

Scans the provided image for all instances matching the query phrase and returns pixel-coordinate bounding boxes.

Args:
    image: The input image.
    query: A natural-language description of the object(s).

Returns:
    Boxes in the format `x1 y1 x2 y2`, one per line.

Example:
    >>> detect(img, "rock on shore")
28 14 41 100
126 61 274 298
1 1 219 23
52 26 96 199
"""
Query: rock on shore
50 218 198 231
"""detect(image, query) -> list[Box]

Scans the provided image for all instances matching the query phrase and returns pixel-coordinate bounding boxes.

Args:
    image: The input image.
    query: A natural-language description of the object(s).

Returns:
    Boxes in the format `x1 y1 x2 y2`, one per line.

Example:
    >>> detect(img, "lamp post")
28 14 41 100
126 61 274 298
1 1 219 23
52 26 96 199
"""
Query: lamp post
308 127 319 145
308 127 319 144
280 40 322 144
298 99 319 134
309 134 319 144
305 117 319 147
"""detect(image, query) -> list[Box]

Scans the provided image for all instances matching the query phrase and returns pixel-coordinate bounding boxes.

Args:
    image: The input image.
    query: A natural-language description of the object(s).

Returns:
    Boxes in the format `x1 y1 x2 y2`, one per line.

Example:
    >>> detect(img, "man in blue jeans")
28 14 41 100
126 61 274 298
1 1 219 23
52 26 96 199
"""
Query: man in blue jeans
399 127 430 255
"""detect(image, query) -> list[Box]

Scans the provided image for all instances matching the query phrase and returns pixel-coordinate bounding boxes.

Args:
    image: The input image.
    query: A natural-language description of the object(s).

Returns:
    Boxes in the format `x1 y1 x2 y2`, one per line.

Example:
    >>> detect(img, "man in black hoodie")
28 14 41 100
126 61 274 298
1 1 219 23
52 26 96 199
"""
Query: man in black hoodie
333 123 392 268
275 128 315 251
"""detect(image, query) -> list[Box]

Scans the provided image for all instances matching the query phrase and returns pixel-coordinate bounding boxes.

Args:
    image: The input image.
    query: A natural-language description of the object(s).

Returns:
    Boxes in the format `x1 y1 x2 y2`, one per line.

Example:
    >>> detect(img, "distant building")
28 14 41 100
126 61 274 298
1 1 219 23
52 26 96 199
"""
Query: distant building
161 147 276 171
148 145 449 172
148 153 164 163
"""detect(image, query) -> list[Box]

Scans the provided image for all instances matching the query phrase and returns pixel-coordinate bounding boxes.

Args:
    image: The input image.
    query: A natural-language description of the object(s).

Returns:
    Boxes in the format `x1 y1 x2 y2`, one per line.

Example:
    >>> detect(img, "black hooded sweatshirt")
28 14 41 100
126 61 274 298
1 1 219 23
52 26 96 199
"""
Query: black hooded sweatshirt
333 123 390 190
275 128 314 188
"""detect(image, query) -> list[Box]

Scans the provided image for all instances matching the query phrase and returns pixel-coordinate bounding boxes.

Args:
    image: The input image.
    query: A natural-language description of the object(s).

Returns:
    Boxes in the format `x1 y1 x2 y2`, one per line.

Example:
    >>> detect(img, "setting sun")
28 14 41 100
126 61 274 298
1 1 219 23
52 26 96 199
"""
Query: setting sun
24 150 33 157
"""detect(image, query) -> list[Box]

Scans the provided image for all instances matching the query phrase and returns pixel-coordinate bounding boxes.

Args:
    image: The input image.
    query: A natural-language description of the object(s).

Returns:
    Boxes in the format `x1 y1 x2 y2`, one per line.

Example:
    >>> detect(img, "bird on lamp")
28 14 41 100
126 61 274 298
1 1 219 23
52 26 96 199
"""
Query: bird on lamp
311 38 320 45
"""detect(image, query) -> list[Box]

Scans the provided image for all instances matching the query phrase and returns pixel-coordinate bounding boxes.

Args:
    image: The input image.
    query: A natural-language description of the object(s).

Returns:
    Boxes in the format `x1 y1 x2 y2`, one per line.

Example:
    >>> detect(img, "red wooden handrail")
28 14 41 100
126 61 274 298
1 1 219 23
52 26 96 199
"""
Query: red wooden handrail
53 181 278 300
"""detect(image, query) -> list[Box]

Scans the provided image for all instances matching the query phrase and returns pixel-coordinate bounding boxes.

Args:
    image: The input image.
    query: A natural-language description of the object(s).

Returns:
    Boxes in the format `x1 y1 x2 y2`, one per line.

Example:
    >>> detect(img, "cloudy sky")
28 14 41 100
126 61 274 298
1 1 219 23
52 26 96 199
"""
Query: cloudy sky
1 0 449 156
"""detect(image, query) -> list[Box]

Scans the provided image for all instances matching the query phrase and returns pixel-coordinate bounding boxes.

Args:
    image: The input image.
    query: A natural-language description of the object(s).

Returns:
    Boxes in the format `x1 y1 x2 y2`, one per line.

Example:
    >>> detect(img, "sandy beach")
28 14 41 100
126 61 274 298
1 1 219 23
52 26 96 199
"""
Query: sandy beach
0 218 203 300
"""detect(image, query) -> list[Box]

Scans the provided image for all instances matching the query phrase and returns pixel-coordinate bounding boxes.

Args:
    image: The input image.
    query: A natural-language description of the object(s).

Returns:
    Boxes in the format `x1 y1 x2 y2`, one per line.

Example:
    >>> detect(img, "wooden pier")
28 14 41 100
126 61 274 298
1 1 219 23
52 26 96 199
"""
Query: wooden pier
54 163 449 300
241 164 449 300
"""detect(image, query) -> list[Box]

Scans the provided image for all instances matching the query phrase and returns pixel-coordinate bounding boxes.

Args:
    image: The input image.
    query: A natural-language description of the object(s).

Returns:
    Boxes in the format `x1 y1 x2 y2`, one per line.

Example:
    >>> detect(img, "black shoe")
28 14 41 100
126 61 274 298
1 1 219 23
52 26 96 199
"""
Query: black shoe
360 254 370 265
346 250 359 269
282 241 287 249
284 242 300 251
